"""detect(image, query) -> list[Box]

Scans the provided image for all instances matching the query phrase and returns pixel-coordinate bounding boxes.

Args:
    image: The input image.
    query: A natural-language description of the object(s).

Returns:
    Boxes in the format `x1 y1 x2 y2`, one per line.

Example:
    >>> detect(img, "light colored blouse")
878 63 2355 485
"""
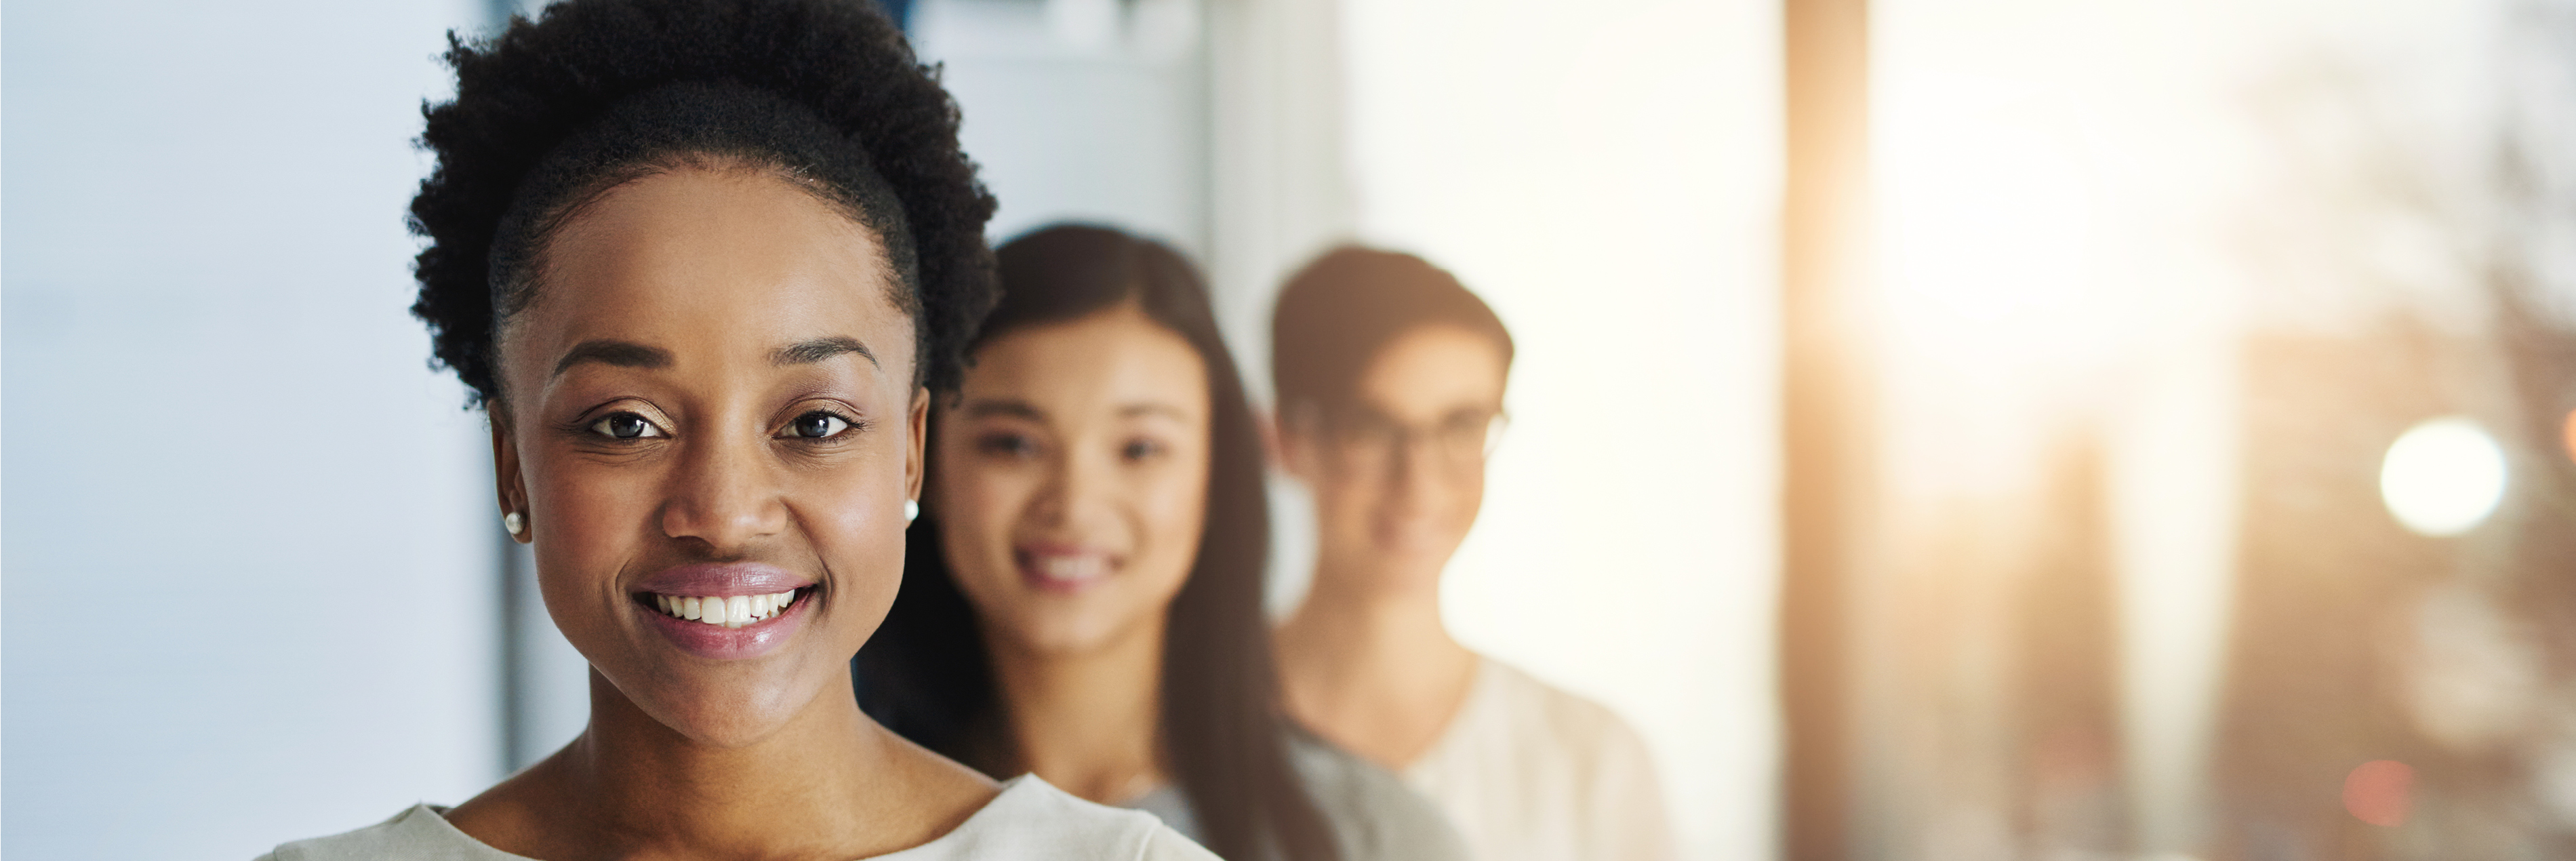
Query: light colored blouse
257 775 1218 861
1403 658 1678 861
1123 732 1470 861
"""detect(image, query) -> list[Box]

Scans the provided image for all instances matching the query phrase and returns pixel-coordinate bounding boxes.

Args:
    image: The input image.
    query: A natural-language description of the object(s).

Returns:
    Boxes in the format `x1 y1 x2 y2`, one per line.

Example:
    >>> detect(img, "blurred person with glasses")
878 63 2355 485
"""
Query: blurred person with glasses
1270 248 1677 861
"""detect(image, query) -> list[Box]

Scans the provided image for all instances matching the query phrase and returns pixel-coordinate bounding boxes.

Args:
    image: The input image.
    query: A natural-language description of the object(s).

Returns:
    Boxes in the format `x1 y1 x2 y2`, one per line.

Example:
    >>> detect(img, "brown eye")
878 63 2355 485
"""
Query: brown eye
788 412 851 439
590 413 660 440
978 433 1040 458
1121 439 1167 462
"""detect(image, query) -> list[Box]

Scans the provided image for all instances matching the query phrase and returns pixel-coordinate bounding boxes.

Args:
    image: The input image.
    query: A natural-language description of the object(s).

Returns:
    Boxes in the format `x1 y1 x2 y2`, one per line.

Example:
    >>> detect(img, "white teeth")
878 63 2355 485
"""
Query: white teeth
650 590 803 625
1041 556 1107 581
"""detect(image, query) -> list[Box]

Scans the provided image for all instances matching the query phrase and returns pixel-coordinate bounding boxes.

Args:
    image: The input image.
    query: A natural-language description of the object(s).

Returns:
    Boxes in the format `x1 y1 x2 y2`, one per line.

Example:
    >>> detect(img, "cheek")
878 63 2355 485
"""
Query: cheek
929 452 1032 586
1451 473 1486 516
523 452 660 580
792 466 912 647
801 476 891 560
1132 458 1211 586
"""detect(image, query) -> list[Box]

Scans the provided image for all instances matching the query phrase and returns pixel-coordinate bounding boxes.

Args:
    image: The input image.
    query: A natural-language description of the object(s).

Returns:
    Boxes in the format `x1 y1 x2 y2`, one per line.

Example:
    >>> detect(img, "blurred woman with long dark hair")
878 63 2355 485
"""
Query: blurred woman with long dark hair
856 225 1467 861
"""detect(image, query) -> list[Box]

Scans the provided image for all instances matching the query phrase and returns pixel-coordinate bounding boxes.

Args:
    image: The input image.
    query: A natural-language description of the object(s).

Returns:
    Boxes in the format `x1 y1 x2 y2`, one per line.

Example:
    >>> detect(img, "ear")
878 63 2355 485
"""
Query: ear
491 405 533 544
904 386 931 507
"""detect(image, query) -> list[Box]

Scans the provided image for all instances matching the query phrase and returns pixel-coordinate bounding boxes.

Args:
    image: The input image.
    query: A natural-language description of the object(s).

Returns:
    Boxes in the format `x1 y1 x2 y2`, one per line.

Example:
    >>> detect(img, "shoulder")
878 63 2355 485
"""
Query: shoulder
1476 659 1654 763
896 776 1220 861
1415 660 1678 861
261 804 523 861
1287 733 1473 861
1425 658 1664 802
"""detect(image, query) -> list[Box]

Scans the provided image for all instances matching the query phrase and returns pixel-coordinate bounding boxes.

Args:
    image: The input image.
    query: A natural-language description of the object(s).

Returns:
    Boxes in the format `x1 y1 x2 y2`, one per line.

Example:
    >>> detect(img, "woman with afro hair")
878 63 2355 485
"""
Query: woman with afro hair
260 1 1216 858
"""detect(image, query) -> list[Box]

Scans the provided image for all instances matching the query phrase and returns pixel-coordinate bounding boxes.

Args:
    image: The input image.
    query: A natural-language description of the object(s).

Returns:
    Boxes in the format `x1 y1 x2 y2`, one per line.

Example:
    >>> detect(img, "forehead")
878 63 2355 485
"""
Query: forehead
1352 324 1506 415
508 167 912 369
963 306 1209 418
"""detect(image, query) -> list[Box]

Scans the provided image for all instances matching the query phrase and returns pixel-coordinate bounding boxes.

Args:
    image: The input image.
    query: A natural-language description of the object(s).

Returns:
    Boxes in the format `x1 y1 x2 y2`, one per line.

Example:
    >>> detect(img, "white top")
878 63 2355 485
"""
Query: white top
1403 658 1678 861
258 776 1219 861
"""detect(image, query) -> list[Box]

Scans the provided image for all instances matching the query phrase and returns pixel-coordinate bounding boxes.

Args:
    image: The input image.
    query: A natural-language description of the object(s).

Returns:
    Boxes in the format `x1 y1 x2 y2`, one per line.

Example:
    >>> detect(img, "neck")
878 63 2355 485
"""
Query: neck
461 667 990 861
558 670 923 856
987 616 1168 804
1272 554 1479 769
1280 555 1468 675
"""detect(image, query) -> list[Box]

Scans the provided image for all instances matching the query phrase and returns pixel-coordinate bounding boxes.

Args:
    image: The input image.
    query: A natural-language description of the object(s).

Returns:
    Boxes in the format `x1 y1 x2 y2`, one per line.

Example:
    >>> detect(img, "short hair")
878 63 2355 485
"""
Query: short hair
1268 246 1514 415
408 0 999 407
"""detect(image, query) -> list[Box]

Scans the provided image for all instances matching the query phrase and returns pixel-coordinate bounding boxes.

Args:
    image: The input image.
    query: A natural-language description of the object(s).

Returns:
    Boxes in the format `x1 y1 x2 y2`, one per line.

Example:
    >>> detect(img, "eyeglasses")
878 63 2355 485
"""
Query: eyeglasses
1302 404 1508 476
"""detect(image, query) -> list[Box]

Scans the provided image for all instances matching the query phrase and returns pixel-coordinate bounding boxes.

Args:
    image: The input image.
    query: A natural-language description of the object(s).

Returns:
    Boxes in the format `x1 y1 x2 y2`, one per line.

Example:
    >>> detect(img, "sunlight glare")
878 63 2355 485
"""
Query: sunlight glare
2379 417 2508 536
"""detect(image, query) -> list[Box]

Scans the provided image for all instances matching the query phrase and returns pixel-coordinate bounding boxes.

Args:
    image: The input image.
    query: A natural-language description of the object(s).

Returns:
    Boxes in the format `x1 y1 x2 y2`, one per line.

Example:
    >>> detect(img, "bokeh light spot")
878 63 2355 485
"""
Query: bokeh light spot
2342 759 2415 827
2379 418 2507 536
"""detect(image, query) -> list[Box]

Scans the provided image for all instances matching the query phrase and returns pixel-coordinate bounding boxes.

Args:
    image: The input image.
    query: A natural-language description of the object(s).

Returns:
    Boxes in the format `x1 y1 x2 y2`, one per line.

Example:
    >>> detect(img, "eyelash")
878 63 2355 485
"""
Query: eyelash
781 409 864 442
572 409 865 444
970 433 1166 463
586 412 664 441
977 433 1041 458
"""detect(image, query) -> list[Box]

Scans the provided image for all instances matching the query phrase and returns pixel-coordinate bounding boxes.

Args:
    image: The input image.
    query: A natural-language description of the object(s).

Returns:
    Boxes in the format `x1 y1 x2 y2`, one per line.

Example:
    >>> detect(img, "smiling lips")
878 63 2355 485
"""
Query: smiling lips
629 562 814 659
651 589 803 628
1019 548 1113 593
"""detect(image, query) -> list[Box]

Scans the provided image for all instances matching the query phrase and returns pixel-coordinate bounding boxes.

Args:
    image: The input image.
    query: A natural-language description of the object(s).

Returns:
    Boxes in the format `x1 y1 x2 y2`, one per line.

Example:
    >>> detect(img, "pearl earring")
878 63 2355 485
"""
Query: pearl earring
904 500 920 523
503 512 525 535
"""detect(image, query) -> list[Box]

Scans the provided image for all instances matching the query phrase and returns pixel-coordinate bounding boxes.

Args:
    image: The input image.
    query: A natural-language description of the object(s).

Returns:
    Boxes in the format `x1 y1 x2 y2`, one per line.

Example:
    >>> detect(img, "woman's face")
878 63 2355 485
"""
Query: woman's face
932 305 1211 658
1283 324 1506 601
491 165 925 748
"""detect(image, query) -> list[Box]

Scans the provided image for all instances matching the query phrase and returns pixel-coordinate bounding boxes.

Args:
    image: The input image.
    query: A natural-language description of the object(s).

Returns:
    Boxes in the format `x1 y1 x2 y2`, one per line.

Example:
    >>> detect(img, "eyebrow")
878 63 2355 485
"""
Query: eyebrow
1119 403 1194 422
959 398 1046 421
957 399 1193 423
552 340 672 377
773 336 878 368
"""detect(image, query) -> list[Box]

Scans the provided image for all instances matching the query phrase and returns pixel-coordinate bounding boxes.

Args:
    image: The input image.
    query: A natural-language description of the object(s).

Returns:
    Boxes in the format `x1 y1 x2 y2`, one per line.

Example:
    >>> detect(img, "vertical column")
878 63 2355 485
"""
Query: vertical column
1780 0 1870 859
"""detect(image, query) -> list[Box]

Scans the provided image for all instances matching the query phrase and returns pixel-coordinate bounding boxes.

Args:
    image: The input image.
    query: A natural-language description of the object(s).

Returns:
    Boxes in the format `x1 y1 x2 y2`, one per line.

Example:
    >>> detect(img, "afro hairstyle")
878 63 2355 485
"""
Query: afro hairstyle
408 0 998 407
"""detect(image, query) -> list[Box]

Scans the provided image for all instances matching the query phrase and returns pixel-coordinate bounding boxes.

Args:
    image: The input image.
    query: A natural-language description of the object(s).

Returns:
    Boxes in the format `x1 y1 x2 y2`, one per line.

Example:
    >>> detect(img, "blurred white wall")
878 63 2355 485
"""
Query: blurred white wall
1331 3 1784 860
1 1 502 858
918 0 1212 254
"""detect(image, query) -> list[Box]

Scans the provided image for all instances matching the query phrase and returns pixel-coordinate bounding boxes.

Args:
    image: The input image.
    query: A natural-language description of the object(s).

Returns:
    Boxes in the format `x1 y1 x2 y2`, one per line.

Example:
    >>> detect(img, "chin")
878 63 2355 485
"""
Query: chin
610 664 821 748
1356 554 1451 595
1007 606 1139 657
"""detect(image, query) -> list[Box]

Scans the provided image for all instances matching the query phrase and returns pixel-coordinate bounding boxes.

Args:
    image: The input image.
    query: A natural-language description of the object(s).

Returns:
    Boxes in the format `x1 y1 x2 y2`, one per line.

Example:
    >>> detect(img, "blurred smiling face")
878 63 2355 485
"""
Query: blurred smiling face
491 165 924 748
932 305 1211 657
1297 324 1507 598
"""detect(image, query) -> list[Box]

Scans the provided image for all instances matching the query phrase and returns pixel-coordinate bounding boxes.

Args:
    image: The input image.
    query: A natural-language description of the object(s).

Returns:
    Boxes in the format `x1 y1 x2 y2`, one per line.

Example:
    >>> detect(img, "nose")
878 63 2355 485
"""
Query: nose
1382 435 1452 503
1024 445 1113 534
659 430 788 555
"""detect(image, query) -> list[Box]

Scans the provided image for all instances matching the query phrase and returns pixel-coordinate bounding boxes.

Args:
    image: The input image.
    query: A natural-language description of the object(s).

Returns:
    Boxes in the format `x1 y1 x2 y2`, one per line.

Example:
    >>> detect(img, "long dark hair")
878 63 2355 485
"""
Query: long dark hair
855 224 1339 861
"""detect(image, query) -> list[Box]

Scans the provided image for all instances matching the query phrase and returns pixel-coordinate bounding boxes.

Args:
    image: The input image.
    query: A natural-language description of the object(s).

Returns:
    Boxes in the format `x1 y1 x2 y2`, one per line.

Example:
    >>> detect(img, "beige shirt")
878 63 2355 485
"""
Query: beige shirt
1404 658 1678 861
257 776 1219 861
